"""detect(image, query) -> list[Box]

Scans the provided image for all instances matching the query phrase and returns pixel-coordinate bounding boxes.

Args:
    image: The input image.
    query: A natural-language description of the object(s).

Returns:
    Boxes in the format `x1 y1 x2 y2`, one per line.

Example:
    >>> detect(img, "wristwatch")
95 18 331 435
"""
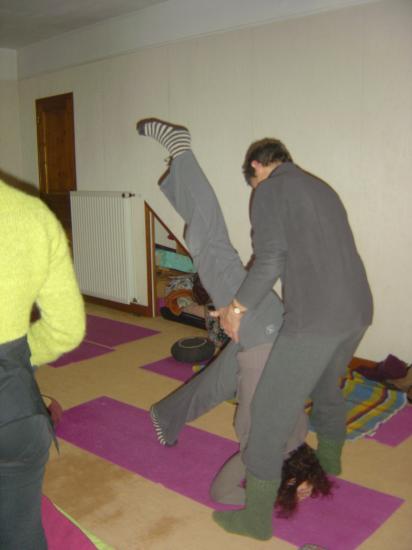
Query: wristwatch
231 301 246 315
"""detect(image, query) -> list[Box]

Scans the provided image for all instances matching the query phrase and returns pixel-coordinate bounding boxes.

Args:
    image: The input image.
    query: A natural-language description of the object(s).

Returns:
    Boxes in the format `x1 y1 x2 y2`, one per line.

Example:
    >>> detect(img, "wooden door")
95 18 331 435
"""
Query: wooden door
36 92 76 242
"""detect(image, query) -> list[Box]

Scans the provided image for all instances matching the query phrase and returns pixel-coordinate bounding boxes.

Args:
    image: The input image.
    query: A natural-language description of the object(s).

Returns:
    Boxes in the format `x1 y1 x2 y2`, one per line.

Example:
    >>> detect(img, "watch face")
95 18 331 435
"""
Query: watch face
233 306 241 314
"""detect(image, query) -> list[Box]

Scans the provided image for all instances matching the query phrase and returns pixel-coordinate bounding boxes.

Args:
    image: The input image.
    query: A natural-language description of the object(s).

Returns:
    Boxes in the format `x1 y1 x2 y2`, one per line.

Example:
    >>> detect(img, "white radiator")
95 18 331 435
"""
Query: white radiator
70 191 138 304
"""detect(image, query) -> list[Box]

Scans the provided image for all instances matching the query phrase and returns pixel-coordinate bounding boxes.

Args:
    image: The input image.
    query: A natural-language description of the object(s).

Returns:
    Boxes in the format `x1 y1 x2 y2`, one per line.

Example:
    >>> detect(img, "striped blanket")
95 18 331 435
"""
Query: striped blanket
307 370 407 440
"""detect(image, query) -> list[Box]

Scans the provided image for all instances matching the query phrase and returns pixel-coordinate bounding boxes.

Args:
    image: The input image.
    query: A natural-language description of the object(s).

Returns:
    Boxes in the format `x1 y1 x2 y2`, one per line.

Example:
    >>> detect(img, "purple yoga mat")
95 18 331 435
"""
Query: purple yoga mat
86 315 159 347
49 341 114 367
57 397 403 550
141 356 196 382
368 405 412 446
49 316 160 367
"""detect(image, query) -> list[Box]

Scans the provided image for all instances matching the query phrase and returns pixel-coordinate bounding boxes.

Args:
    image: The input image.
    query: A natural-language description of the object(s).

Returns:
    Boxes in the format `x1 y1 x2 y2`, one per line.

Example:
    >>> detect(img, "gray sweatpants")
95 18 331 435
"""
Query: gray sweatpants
154 151 307 458
209 342 308 506
244 327 367 480
0 337 53 550
0 416 51 550
161 151 283 350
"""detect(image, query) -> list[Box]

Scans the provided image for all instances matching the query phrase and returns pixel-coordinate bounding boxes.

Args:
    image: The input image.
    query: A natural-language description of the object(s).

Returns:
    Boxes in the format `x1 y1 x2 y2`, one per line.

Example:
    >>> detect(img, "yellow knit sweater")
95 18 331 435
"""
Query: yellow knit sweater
0 180 85 365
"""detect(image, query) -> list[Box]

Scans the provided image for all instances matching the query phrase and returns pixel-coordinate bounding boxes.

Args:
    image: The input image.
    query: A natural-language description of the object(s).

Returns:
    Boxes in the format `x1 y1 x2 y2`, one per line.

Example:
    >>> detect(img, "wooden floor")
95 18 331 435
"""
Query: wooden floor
39 304 412 550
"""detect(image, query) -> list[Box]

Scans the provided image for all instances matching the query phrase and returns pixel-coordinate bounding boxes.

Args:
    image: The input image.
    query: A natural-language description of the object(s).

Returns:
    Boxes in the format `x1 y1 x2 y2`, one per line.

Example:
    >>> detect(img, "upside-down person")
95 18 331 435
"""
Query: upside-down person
136 118 333 522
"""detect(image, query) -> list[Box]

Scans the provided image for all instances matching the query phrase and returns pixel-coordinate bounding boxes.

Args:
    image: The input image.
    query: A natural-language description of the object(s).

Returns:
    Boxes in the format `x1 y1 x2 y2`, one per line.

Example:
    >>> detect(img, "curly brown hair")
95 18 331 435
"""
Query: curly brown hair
275 443 333 517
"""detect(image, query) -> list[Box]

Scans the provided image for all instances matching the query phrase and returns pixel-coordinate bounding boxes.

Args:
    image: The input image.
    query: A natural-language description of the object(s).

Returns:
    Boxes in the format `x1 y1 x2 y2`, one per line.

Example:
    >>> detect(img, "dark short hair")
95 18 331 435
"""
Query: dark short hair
242 138 293 182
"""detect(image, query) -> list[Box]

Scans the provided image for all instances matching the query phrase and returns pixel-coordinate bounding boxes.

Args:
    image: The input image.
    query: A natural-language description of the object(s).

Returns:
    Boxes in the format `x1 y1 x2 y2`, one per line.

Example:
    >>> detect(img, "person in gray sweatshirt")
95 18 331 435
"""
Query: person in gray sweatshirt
212 137 373 540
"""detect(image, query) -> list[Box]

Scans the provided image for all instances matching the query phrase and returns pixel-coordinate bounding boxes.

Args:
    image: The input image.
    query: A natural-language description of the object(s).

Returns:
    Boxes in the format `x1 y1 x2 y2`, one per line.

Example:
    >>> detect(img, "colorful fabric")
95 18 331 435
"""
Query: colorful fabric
342 370 407 440
306 370 407 440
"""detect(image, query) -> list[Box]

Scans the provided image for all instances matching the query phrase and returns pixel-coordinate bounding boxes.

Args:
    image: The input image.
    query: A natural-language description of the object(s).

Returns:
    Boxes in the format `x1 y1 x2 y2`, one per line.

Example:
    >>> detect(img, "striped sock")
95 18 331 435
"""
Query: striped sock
149 405 177 447
137 118 191 159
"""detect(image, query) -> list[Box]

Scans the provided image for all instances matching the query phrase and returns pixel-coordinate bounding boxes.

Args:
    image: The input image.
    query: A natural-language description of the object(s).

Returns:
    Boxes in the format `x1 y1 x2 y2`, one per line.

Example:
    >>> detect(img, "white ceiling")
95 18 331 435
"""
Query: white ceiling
0 0 168 49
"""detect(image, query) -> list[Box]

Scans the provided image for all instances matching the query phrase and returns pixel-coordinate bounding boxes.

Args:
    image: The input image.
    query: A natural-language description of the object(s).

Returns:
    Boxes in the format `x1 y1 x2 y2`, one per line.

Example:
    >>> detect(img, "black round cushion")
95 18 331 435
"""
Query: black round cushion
171 337 215 364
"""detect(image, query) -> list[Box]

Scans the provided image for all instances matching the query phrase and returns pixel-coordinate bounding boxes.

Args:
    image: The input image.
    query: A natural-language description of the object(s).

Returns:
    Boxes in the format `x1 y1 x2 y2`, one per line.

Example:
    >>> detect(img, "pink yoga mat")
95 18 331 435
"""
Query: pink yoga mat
49 341 114 367
42 496 96 549
49 315 160 367
368 405 412 446
86 315 159 347
141 356 197 382
56 397 403 550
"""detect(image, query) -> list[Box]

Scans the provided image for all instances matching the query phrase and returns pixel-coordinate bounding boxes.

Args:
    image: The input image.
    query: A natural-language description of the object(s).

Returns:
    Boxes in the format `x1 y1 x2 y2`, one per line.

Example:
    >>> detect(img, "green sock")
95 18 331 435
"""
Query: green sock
212 471 279 541
315 437 344 475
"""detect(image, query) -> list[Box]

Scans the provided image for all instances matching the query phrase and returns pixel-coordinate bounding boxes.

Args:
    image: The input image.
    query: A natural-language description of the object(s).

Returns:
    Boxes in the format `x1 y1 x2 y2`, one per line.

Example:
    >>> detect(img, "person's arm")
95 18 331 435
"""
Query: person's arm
215 182 286 341
28 208 86 366
236 183 286 309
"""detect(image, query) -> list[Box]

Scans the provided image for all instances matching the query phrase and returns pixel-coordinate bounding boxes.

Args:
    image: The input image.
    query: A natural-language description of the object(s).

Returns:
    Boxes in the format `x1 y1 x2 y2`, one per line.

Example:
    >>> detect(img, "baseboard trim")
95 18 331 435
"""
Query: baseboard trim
84 295 152 317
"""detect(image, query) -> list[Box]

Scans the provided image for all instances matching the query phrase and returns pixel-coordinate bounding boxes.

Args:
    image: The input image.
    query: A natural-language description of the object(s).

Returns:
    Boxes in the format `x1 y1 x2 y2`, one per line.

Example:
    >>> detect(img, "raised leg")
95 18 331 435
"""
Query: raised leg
161 151 283 350
151 341 241 445
161 151 246 308
137 122 283 346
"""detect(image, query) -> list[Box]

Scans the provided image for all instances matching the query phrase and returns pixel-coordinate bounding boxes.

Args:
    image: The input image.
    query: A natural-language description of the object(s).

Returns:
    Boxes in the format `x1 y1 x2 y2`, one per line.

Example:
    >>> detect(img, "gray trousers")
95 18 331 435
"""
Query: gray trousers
0 337 53 550
244 327 367 480
209 343 308 506
153 341 308 453
0 417 51 550
154 151 307 475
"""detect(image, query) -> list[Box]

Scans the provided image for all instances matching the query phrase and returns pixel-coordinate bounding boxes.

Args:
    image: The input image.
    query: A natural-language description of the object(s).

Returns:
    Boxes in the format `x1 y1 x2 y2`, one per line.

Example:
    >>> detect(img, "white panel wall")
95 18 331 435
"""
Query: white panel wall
0 49 22 178
357 1 412 362
16 0 412 360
